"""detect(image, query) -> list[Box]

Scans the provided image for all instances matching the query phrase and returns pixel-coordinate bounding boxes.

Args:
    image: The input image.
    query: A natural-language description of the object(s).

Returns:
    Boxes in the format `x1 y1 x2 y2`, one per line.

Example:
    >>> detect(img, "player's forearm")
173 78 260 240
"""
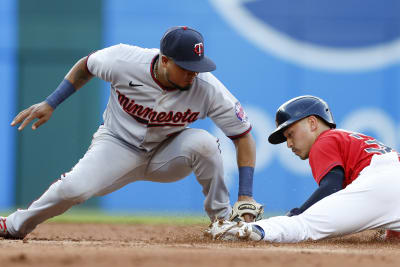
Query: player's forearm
45 57 94 109
65 57 94 90
287 166 344 216
299 166 344 211
234 133 256 197
234 133 256 167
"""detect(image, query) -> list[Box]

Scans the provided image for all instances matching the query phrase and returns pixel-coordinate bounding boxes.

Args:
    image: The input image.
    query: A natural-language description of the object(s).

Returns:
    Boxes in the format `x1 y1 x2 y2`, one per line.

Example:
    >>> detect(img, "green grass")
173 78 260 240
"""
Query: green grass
1 208 281 225
50 215 208 225
46 212 210 225
1 210 209 225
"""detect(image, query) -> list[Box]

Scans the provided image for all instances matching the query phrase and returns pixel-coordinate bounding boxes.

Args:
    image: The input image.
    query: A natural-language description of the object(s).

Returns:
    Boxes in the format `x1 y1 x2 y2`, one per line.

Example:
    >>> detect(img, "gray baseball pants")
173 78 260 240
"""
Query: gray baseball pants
6 126 231 238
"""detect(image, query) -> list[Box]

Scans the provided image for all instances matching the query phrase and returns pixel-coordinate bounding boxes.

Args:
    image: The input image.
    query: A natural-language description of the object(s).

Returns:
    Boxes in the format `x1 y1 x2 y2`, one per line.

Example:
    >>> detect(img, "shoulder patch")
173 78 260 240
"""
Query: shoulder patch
235 102 248 122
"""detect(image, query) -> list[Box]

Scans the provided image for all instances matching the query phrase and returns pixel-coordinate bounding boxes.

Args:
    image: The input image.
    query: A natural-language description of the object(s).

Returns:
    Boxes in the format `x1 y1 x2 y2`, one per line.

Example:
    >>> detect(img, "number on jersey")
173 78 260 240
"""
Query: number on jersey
349 133 394 155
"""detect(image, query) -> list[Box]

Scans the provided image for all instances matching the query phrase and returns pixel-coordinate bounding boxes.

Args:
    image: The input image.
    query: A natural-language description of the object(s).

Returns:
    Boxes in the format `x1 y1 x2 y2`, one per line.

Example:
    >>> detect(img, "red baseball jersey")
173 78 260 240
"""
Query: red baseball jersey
309 129 399 187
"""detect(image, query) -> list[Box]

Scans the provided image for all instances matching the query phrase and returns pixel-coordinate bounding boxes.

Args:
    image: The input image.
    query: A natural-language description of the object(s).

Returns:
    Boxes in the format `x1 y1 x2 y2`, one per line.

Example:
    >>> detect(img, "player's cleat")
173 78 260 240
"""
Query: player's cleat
384 230 400 241
205 219 264 241
0 217 9 238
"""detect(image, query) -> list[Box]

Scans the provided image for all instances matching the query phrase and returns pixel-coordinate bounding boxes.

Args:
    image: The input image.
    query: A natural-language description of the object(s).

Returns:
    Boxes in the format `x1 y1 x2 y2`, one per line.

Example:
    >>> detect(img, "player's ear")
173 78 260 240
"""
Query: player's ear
161 55 169 65
308 116 318 131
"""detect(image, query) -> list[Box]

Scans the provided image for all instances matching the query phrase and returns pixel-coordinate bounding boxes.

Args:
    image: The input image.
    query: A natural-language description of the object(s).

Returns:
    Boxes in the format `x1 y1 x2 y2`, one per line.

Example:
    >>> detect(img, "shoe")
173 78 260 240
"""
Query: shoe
205 219 263 241
385 230 400 241
0 217 9 237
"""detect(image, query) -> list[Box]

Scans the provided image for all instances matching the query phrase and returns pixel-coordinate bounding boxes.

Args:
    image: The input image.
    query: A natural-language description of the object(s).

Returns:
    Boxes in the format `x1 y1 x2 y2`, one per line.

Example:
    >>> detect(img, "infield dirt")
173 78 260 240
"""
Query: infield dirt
0 223 399 267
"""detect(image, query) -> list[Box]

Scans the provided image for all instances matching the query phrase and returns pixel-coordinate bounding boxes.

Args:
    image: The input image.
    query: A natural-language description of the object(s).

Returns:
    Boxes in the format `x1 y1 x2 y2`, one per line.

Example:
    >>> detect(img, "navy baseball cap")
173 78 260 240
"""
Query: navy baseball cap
160 26 216 73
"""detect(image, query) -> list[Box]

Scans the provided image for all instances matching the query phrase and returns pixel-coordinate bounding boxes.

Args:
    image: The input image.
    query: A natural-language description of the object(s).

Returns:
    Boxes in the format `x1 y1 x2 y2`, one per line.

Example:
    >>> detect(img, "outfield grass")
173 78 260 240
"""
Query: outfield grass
1 209 281 225
47 211 210 225
0 209 209 225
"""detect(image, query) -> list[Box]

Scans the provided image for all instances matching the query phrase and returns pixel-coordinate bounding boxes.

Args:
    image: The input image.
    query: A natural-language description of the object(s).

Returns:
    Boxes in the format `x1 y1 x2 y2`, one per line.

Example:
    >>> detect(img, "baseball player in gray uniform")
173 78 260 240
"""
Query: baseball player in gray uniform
0 26 263 239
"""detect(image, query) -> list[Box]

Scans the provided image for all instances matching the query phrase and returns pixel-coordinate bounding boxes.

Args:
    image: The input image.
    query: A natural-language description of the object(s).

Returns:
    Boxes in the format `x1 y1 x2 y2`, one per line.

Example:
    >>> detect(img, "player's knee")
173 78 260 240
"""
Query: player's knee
57 179 92 204
188 129 220 158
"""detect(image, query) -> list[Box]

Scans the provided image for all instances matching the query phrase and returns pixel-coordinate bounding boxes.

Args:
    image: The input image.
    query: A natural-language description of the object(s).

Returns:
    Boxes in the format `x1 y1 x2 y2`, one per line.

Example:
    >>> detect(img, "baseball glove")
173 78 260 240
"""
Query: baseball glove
229 200 264 222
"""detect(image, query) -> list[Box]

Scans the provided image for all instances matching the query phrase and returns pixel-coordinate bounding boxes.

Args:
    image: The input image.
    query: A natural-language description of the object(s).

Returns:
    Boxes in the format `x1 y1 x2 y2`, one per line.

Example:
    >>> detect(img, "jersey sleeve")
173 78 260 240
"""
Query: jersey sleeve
309 135 344 185
201 74 251 139
86 44 127 83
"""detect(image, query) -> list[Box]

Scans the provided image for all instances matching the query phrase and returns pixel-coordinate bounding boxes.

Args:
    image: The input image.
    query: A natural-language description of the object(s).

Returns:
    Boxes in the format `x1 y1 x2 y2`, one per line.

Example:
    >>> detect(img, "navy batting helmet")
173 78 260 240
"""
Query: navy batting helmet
268 95 336 144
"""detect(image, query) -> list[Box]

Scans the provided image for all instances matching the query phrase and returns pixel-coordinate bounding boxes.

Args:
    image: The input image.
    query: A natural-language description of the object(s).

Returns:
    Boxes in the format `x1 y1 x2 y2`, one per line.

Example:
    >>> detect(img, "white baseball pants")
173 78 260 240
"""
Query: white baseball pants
253 152 400 243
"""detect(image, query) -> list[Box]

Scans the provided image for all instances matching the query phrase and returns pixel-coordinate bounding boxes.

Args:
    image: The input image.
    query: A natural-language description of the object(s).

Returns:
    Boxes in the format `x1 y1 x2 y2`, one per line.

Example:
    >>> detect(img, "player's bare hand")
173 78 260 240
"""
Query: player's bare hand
11 101 54 131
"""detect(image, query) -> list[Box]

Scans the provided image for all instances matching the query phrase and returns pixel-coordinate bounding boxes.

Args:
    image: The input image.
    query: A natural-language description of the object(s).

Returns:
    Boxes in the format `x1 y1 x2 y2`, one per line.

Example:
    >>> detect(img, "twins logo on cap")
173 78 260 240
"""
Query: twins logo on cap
160 26 216 72
194 43 204 57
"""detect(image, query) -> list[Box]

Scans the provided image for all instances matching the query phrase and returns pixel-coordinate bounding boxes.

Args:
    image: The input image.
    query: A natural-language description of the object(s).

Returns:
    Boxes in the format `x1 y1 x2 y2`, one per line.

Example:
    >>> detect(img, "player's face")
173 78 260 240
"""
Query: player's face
283 118 315 160
163 56 198 91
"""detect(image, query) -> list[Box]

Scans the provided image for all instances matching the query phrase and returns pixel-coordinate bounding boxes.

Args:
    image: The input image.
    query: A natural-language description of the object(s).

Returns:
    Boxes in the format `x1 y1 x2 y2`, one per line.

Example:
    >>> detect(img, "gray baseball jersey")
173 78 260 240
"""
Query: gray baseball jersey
3 43 251 238
86 44 251 151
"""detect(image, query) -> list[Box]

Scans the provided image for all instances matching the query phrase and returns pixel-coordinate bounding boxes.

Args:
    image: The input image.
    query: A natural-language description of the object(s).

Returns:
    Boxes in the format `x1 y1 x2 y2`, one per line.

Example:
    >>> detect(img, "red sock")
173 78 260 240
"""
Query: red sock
385 230 400 241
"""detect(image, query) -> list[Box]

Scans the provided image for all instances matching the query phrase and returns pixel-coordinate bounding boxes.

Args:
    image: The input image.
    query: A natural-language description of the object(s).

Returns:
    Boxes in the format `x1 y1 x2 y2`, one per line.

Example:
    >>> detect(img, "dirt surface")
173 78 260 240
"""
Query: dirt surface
1 223 399 267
